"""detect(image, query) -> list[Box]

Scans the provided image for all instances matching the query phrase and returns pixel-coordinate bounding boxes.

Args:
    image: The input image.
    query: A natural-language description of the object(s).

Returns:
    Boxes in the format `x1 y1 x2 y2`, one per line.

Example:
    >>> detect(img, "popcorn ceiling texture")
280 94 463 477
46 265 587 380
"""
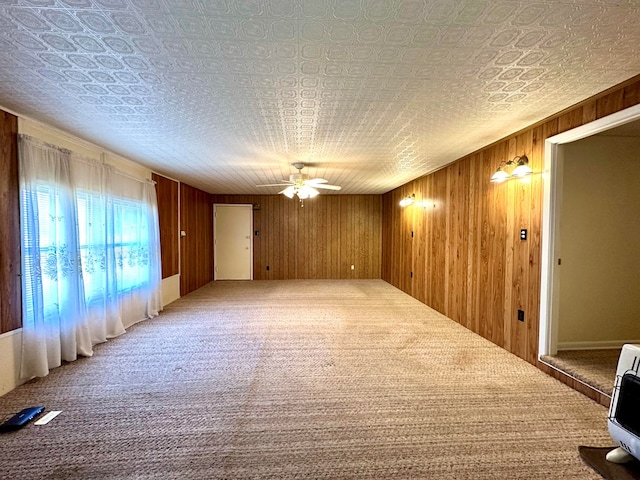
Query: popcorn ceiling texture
0 1 639 194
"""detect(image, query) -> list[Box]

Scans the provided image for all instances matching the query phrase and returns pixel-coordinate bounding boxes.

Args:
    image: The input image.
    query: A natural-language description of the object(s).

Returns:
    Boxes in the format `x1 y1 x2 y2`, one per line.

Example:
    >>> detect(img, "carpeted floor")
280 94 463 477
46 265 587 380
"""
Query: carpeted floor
541 349 621 396
0 280 612 479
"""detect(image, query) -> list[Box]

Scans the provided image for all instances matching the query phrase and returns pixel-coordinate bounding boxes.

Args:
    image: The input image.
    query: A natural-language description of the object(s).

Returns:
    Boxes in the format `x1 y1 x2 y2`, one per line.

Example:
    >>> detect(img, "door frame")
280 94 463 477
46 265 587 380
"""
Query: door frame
538 103 640 358
213 203 254 281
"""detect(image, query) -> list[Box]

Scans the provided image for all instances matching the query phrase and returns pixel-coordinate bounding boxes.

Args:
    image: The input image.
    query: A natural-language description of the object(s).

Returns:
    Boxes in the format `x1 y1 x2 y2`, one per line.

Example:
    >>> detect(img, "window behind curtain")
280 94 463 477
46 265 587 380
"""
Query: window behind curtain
21 184 59 325
22 186 154 317
77 190 151 303
18 134 162 379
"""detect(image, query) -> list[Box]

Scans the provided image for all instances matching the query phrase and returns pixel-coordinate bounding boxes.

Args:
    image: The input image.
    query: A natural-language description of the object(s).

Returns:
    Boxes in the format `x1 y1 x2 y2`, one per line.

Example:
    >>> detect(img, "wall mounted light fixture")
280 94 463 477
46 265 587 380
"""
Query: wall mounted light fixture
490 155 533 183
399 194 415 207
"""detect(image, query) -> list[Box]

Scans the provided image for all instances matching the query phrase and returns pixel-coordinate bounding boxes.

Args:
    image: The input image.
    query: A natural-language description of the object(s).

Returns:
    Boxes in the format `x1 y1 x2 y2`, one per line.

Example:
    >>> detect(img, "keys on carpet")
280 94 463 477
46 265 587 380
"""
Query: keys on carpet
0 406 45 432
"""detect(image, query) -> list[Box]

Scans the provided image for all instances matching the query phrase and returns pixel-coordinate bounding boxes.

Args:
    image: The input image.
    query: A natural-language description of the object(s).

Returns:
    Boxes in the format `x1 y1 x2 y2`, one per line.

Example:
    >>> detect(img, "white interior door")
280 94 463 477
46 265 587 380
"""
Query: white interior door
214 204 253 280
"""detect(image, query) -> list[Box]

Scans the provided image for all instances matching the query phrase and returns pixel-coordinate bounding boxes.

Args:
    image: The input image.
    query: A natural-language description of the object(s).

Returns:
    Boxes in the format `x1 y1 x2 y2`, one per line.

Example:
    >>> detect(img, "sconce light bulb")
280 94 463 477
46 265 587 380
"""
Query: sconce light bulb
511 163 533 178
399 194 415 207
490 169 510 183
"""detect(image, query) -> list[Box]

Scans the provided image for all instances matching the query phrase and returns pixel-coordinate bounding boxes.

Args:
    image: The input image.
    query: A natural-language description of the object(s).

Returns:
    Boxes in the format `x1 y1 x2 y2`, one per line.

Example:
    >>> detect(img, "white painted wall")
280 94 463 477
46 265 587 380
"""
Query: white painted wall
557 136 640 348
0 330 24 396
162 274 181 306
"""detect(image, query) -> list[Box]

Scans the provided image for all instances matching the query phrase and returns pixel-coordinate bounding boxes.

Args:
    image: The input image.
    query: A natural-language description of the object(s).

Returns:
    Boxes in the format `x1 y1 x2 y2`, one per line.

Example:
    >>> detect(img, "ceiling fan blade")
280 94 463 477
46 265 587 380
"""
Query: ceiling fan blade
305 178 328 184
313 184 342 190
256 182 293 187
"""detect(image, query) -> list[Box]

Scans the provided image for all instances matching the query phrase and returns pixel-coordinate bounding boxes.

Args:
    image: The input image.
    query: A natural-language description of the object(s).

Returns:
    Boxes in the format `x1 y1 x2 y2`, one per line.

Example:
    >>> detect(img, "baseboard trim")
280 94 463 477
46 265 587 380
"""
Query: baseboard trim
0 327 22 340
558 340 640 351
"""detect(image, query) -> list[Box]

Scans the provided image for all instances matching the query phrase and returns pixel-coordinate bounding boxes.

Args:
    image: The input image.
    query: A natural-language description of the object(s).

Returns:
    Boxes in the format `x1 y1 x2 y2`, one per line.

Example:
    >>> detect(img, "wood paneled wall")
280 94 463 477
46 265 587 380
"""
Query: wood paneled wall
382 75 640 404
152 173 179 279
0 110 20 334
210 194 381 280
180 183 213 296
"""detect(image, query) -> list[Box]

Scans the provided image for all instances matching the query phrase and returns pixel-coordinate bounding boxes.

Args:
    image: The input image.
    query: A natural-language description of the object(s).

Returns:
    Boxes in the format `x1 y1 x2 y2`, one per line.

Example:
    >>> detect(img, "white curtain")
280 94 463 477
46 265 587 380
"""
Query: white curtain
19 135 162 379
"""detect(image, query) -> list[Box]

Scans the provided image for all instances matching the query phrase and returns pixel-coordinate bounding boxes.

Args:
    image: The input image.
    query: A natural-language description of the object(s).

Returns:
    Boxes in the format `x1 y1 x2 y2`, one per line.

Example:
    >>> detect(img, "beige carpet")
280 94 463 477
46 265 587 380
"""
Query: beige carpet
541 349 621 396
0 280 612 479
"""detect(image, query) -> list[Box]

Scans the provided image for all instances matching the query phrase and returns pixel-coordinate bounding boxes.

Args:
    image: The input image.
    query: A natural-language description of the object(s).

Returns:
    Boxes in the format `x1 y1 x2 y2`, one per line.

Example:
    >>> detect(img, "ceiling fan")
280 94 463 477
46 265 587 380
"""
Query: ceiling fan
256 162 342 201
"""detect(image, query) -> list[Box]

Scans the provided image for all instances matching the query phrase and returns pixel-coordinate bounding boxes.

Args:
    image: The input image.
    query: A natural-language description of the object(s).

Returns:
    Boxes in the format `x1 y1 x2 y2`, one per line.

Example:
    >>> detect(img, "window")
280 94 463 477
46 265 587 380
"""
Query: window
76 191 152 303
22 185 155 320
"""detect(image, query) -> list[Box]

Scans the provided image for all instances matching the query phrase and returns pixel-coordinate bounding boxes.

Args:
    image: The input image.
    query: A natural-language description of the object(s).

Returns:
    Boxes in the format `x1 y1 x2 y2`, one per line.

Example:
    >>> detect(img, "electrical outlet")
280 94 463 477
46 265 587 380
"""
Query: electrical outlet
517 310 525 322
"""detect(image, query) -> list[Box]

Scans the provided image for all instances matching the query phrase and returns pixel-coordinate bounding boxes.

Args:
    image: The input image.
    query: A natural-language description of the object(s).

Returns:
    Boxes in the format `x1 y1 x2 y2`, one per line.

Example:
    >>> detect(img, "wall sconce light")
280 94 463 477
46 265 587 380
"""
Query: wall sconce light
490 155 533 183
399 194 415 207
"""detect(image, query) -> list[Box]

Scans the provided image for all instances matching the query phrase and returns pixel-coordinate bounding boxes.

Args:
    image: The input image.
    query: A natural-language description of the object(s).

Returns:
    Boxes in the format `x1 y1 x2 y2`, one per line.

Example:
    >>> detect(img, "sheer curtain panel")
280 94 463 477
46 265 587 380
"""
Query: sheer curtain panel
18 135 162 379
19 138 92 378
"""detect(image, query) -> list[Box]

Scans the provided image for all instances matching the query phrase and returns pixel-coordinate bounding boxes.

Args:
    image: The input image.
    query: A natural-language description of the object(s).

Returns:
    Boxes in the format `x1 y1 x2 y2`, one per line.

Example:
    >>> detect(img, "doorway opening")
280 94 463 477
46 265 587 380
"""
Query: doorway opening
538 103 640 396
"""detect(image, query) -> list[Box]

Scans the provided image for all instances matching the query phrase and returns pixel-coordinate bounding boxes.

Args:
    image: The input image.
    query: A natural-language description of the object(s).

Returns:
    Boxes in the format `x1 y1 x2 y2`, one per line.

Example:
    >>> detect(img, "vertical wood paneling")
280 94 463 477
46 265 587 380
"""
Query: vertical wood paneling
411 178 426 303
466 154 482 334
596 90 624 118
285 197 298 278
510 133 532 360
339 196 352 278
526 125 545 365
421 176 435 306
253 202 263 277
180 183 213 296
381 75 640 399
152 173 179 279
477 150 494 342
386 190 400 287
327 196 341 277
402 189 414 294
447 160 470 327
430 169 448 314
0 110 20 334
623 83 640 108
381 194 393 282
210 194 381 280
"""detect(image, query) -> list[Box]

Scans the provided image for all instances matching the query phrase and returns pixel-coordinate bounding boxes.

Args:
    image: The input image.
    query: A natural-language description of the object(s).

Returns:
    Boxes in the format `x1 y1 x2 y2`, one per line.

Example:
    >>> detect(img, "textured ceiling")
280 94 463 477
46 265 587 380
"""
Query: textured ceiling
1 0 639 195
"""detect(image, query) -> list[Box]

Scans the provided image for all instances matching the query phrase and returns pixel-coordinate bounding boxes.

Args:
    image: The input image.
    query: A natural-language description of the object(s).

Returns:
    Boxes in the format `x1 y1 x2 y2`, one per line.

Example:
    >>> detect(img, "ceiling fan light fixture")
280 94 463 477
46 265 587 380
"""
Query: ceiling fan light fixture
257 163 341 200
296 186 319 199
282 186 296 198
